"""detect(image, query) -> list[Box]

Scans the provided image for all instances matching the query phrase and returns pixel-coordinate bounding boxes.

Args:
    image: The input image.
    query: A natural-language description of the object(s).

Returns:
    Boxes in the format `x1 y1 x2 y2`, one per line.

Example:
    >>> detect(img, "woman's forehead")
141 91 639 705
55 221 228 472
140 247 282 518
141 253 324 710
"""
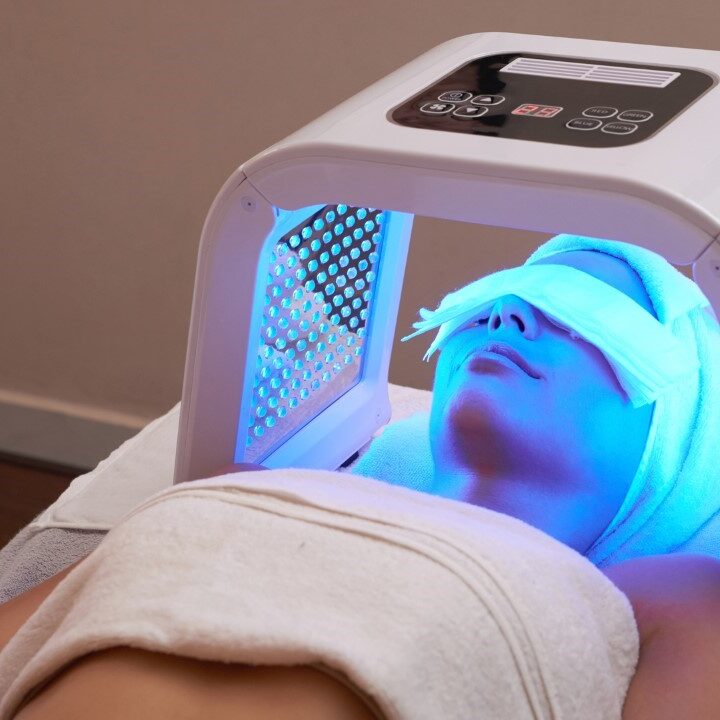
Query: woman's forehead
531 249 656 317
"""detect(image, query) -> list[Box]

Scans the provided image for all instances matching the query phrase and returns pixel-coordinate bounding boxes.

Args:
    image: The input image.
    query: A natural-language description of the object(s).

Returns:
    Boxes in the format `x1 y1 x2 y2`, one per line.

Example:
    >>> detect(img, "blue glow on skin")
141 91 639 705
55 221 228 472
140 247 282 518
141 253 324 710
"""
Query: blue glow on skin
429 250 656 554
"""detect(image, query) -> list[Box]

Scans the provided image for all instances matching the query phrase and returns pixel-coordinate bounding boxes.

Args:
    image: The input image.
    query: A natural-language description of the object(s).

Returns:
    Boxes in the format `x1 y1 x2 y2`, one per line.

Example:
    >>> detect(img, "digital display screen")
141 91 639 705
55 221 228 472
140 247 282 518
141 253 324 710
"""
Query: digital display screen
511 103 564 118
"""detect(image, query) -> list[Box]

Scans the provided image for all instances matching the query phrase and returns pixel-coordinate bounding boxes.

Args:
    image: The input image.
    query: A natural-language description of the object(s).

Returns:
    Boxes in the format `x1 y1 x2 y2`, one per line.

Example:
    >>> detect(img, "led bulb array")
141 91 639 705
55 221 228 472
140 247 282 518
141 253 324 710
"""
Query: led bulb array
245 204 386 461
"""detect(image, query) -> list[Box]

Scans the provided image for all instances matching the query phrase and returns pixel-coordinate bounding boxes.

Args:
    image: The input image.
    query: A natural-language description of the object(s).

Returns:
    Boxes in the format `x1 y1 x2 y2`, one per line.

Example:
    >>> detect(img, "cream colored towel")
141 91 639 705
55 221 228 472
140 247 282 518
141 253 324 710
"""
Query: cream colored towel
0 471 638 720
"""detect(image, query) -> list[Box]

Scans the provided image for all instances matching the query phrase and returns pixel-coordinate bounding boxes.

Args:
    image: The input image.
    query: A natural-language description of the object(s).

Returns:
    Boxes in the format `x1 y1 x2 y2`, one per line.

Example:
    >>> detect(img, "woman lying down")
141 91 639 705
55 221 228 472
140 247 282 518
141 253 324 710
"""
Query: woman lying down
1 234 720 719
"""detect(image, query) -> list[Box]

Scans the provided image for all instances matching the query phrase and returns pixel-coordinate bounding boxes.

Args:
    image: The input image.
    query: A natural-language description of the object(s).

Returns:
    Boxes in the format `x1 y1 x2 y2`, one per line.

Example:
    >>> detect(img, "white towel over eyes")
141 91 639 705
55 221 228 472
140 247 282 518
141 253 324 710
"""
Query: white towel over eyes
355 234 720 567
527 235 720 566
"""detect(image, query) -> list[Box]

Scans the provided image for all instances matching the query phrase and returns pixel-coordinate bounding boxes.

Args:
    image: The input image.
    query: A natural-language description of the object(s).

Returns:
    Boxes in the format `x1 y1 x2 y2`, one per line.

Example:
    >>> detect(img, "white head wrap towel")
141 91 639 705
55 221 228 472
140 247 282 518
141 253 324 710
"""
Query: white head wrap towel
354 234 720 566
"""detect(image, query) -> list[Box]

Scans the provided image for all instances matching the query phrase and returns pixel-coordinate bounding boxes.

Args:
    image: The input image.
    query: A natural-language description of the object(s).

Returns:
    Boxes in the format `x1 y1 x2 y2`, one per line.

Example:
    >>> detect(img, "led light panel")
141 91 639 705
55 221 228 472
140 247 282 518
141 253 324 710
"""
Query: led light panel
240 204 387 462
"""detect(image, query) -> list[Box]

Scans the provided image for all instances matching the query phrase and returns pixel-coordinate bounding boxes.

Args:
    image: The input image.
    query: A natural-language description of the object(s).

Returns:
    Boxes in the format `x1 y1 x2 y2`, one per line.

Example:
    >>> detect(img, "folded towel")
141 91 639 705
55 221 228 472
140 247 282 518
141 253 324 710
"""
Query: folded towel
526 235 720 565
0 470 638 720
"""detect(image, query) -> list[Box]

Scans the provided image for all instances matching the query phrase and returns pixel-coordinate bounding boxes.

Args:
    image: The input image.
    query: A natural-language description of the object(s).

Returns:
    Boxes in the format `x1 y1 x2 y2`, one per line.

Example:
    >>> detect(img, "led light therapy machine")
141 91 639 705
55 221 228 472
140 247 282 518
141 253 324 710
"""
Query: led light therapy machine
173 32 720 485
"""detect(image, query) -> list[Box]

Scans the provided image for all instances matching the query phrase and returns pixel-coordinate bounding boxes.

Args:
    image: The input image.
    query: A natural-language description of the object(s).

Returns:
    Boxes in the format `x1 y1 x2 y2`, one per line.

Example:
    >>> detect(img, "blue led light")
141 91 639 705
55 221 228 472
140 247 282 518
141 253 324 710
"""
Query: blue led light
245 204 388 460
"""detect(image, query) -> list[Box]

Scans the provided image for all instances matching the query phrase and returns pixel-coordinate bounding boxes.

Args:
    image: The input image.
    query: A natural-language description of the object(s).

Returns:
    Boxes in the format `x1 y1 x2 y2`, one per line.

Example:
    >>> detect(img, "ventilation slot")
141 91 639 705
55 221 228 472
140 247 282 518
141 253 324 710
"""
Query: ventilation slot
501 57 679 88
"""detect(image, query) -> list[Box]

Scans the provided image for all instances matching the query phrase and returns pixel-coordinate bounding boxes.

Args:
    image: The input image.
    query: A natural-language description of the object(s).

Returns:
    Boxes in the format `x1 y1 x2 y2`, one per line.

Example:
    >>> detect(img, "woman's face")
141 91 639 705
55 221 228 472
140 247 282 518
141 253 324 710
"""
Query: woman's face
429 250 655 554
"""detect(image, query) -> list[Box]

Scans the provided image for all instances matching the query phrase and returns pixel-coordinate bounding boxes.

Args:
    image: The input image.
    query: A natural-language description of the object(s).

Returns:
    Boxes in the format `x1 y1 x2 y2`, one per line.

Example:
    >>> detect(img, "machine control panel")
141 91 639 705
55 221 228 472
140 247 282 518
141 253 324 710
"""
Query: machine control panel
390 53 715 147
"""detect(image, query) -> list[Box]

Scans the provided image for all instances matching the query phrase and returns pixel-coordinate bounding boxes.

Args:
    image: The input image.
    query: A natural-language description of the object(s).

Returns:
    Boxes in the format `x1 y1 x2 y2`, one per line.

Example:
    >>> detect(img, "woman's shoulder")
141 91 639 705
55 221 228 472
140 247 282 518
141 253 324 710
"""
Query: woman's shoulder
602 553 720 719
603 553 720 632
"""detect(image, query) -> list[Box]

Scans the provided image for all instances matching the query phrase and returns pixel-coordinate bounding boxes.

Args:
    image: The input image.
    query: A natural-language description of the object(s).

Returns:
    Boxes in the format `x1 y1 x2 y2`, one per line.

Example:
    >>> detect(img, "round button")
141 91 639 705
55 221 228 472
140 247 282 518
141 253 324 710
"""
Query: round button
471 94 505 106
582 106 618 119
617 109 653 123
601 121 638 135
438 91 473 103
452 106 488 119
566 118 603 131
420 102 455 115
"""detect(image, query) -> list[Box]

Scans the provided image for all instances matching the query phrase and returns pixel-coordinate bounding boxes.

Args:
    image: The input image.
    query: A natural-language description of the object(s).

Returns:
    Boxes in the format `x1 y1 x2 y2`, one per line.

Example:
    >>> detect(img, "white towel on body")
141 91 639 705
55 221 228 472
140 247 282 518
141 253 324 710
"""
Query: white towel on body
0 384 432 602
0 470 637 720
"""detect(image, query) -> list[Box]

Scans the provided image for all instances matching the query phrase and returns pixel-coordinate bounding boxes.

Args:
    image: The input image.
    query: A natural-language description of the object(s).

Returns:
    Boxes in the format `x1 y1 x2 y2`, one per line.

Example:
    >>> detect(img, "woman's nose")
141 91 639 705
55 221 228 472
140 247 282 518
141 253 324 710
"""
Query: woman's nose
487 295 541 339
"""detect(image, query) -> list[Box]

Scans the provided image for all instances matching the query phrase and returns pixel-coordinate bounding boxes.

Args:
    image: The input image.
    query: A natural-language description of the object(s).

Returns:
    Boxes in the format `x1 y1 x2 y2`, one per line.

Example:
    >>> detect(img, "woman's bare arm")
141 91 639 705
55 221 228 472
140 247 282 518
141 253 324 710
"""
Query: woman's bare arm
15 649 377 720
603 553 720 720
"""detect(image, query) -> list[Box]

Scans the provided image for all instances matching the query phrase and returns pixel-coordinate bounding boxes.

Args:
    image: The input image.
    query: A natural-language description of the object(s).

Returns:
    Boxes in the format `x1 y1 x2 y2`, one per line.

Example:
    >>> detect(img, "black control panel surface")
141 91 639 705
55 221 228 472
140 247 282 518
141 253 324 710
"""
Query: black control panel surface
389 53 715 147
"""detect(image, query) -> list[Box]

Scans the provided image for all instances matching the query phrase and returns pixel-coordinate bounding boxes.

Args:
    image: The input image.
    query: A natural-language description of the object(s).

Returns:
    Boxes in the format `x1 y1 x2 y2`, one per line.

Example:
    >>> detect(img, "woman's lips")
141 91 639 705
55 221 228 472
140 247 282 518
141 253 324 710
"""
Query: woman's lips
461 341 542 380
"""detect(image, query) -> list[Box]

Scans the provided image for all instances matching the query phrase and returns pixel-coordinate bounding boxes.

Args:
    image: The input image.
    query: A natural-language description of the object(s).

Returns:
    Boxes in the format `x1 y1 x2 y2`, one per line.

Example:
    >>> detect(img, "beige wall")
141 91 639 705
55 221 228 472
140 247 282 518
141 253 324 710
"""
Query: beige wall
2 1 718 464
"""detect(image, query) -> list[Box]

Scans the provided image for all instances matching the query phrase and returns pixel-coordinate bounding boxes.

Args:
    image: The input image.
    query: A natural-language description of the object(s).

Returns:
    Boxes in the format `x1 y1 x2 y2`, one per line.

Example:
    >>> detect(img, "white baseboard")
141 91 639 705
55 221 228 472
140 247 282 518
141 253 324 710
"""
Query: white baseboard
0 390 151 471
